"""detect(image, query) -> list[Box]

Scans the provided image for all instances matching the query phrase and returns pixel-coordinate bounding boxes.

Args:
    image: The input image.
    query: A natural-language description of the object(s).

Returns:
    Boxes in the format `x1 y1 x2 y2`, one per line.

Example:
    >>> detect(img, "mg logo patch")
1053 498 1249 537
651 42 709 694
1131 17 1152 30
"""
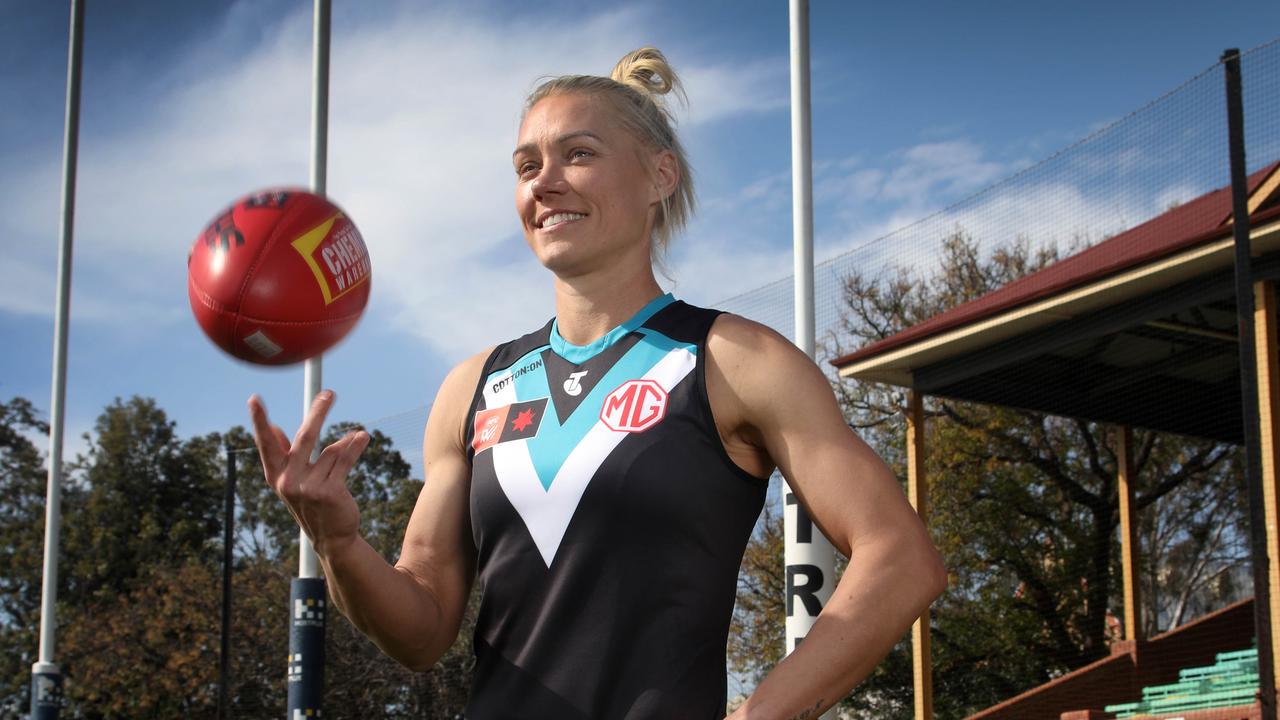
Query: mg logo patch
600 379 667 433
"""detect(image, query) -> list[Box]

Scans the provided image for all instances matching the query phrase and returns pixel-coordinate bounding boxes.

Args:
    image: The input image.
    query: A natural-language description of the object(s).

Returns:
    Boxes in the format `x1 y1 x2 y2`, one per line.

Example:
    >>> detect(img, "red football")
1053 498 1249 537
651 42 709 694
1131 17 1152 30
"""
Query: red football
187 189 371 365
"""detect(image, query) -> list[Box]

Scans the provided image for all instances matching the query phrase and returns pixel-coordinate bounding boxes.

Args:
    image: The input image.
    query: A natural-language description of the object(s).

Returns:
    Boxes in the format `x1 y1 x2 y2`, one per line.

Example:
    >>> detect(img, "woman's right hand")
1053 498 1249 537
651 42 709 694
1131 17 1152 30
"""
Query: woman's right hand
248 389 371 558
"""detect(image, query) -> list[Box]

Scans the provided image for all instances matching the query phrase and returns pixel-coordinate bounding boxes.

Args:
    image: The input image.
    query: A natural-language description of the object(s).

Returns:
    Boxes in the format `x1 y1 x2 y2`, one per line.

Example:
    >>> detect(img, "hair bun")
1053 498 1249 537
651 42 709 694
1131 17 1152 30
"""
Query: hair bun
611 47 681 101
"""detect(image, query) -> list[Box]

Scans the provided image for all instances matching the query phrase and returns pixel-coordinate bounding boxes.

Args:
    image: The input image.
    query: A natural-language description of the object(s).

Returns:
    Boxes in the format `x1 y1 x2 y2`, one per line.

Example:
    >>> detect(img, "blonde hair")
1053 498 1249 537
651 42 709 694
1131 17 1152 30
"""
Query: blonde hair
524 47 695 264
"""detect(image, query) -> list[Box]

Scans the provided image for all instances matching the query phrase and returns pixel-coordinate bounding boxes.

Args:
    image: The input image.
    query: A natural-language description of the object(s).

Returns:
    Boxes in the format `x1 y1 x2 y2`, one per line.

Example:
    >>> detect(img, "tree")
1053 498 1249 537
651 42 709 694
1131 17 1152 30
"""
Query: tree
729 501 785 686
61 397 224 606
0 397 64 716
1139 450 1249 635
59 560 222 719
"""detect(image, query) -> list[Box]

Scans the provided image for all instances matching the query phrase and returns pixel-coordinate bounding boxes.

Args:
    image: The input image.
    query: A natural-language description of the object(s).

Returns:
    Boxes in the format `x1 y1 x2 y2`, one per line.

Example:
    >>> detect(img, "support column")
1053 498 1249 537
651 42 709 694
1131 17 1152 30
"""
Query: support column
1225 49 1277 718
1116 426 1143 642
908 392 933 720
1256 279 1280 692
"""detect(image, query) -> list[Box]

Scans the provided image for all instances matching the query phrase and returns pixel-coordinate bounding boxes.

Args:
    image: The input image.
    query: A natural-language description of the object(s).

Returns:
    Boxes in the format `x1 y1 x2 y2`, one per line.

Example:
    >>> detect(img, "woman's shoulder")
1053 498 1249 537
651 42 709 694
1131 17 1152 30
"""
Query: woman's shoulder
706 312 798 361
425 347 496 453
439 347 496 403
704 312 827 414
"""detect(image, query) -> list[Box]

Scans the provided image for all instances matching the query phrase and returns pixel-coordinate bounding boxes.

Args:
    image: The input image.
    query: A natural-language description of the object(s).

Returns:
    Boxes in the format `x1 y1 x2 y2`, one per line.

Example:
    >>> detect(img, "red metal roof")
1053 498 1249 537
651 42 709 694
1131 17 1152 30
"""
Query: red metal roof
831 162 1280 370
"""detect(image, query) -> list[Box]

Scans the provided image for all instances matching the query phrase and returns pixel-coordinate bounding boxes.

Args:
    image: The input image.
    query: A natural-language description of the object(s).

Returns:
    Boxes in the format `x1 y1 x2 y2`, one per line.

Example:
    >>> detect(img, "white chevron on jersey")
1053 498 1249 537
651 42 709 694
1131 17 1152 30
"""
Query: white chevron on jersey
489 346 697 567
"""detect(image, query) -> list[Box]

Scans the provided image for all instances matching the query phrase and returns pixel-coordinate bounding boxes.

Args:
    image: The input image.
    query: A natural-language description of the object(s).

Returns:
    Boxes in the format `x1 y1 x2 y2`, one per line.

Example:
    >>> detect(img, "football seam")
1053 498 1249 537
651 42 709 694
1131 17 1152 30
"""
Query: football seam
190 273 362 325
236 311 366 326
234 199 290 311
189 277 233 314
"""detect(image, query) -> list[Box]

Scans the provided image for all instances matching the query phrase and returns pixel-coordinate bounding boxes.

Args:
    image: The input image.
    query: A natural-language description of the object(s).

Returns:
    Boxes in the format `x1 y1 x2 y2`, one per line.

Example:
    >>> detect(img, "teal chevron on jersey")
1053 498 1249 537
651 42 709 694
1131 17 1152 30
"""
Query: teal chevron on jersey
524 338 695 490
483 318 697 492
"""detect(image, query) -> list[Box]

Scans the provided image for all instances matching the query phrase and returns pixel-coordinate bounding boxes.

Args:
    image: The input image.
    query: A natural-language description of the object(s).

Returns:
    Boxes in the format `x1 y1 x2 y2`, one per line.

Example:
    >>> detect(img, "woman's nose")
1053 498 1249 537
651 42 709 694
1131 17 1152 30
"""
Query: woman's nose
531 163 567 197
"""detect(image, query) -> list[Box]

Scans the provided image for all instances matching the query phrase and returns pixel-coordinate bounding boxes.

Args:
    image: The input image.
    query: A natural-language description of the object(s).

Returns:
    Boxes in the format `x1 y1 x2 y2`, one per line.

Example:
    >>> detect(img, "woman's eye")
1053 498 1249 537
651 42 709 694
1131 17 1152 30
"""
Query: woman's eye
570 149 594 160
517 162 538 177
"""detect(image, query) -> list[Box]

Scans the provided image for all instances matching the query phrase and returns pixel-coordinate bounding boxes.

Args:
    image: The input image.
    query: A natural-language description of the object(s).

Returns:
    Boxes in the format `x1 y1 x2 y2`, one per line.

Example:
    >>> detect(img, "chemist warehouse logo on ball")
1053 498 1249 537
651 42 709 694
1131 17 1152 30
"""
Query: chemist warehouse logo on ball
291 214 371 305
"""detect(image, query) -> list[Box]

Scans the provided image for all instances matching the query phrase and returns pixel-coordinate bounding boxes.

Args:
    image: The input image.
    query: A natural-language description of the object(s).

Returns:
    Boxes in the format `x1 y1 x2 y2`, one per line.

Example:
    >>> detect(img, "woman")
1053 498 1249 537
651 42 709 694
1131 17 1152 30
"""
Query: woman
250 48 945 720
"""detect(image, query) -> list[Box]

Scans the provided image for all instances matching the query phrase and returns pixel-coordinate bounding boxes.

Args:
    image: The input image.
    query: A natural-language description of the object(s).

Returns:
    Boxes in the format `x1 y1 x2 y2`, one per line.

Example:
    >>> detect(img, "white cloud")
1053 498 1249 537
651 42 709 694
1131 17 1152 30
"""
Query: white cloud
881 140 1010 202
1153 182 1206 214
679 57 790 127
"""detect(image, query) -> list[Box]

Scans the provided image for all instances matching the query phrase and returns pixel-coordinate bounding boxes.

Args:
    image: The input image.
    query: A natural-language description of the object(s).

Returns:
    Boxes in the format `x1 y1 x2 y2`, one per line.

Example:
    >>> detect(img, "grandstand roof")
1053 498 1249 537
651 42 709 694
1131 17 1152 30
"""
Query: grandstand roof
833 162 1280 443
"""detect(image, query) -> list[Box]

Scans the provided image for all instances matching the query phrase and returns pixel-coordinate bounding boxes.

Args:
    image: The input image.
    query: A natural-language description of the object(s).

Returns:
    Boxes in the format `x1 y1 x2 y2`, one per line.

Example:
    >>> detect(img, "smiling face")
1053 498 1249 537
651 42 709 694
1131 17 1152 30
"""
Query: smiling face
513 92 675 278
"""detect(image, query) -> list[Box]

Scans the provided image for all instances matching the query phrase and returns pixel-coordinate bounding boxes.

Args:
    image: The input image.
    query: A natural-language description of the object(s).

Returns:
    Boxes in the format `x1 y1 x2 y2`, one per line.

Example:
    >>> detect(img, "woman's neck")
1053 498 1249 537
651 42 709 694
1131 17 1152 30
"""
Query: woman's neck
553 266 665 346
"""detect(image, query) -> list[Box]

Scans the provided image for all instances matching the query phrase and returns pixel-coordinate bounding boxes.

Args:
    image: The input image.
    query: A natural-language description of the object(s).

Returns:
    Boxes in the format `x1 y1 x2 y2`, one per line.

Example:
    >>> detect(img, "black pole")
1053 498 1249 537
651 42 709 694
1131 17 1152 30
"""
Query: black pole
1224 47 1277 720
219 445 237 720
287 578 326 717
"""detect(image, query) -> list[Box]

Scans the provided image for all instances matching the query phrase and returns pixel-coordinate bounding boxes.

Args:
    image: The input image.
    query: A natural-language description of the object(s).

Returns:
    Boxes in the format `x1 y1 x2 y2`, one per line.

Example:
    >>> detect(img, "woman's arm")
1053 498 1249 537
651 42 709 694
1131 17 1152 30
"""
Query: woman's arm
707 316 946 720
248 350 488 671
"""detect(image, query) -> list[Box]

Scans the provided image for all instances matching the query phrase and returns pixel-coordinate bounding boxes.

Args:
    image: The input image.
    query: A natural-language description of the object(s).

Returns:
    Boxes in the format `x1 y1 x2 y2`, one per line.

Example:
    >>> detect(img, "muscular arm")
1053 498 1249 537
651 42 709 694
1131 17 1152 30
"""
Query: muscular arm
708 316 946 720
296 352 486 671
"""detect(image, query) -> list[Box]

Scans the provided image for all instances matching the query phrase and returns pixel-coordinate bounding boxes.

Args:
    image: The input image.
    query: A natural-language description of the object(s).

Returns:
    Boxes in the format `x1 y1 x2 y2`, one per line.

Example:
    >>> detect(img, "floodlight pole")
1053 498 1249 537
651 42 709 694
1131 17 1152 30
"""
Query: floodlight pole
288 1 331 719
785 4 836 719
31 1 84 717
1223 47 1277 720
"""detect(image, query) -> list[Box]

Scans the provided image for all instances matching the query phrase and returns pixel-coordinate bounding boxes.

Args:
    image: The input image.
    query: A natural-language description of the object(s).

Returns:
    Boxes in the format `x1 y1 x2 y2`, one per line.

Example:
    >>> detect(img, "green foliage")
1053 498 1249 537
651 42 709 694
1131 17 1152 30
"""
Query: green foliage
728 502 785 684
62 397 224 606
0 397 59 715
325 422 416 563
0 395 477 717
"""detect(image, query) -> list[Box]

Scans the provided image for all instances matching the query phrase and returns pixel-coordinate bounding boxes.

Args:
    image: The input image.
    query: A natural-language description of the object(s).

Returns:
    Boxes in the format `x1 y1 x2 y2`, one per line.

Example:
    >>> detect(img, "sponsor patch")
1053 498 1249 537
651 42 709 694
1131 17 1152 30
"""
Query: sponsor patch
472 398 549 454
490 357 544 396
600 379 667 433
563 370 588 397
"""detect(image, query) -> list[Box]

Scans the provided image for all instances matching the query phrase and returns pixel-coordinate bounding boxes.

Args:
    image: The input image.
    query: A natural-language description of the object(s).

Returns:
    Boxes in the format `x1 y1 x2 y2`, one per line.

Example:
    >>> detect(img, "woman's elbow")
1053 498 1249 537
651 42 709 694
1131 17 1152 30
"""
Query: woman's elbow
883 527 947 611
921 544 947 602
400 653 437 674
898 504 947 605
392 640 447 674
374 622 453 673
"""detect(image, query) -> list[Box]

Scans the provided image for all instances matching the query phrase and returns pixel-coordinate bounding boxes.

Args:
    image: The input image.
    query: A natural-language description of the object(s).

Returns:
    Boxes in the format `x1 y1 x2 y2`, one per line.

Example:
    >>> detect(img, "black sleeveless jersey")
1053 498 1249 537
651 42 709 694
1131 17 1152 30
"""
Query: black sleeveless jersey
463 294 767 720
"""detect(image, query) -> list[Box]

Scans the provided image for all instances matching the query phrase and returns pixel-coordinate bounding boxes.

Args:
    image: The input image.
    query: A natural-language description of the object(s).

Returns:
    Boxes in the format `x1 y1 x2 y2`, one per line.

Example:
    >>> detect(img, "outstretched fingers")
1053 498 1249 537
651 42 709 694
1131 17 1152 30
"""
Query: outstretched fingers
290 390 337 469
313 430 370 481
248 395 289 478
327 430 371 483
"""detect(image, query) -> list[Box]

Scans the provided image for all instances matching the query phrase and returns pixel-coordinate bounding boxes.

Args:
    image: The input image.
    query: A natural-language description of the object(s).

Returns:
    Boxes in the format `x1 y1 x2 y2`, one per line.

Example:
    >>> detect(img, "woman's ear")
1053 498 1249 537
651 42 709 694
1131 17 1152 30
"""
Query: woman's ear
650 149 679 202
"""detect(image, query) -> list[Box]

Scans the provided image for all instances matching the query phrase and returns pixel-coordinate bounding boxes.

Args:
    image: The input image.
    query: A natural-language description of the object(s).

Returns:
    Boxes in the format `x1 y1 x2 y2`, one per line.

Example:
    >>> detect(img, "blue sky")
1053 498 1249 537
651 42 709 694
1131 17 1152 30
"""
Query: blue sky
3 0 1279 467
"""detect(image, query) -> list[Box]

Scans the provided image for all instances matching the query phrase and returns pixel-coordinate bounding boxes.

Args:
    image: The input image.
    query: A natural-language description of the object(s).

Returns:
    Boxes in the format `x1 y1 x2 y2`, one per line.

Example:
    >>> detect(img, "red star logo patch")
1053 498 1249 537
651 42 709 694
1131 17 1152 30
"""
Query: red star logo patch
511 408 536 432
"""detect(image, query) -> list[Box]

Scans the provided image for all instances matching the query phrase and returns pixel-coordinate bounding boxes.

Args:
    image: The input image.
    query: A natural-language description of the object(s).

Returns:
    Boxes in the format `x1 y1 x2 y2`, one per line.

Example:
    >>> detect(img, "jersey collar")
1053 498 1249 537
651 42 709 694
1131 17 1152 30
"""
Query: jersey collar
549 293 675 364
